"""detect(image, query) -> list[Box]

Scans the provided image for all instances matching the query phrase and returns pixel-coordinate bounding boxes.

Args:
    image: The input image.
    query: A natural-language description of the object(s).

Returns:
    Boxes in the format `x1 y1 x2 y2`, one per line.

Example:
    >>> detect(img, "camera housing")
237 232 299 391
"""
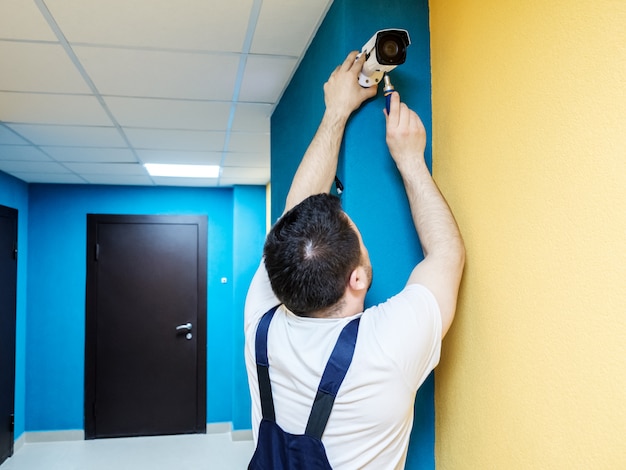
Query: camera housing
357 29 411 87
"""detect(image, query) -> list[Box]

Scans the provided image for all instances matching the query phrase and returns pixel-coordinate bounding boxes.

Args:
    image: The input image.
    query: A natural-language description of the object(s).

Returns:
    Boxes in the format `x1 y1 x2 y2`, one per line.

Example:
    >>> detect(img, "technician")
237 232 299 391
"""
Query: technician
245 50 465 469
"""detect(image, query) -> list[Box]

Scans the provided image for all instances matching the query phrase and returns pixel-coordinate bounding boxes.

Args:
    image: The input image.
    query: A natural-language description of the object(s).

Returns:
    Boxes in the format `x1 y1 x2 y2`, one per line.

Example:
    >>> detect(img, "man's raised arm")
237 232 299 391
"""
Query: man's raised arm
284 51 377 213
385 92 465 338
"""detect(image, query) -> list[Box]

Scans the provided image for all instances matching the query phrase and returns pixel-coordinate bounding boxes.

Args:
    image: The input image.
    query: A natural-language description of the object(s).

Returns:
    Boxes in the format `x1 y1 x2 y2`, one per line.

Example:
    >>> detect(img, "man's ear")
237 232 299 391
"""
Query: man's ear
348 266 369 292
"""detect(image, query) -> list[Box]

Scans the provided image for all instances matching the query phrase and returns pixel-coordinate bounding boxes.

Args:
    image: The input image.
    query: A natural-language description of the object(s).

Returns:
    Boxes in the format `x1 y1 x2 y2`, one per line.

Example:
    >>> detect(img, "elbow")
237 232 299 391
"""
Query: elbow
452 237 466 280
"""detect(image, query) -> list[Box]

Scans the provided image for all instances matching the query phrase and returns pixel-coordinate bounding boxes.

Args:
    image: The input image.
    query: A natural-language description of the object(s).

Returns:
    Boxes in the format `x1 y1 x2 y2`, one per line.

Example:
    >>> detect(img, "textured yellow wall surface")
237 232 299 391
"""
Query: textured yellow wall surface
429 0 626 468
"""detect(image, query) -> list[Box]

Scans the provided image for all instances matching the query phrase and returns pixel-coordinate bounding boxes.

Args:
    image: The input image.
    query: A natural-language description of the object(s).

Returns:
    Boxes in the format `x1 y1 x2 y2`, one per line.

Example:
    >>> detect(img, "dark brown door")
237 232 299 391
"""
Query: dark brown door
0 205 17 465
85 215 207 439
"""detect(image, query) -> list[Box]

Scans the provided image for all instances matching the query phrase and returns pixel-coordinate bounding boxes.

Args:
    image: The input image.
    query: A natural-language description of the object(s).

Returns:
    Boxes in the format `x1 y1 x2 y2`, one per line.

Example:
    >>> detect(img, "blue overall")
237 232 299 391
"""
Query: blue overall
248 306 361 470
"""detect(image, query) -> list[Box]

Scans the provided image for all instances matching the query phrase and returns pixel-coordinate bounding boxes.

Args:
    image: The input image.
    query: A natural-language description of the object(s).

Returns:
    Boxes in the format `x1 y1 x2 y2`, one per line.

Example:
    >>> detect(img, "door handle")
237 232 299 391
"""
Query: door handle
176 322 192 332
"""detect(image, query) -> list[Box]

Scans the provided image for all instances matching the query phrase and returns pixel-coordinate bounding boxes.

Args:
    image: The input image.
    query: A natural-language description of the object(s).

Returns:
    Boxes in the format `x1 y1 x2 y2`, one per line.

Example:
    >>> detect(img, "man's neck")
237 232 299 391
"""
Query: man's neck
306 296 364 319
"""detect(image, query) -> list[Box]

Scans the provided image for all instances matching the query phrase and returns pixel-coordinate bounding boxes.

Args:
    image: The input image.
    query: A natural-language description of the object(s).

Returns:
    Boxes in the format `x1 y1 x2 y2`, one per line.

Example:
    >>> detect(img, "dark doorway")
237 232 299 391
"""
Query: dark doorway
85 215 207 439
0 205 17 466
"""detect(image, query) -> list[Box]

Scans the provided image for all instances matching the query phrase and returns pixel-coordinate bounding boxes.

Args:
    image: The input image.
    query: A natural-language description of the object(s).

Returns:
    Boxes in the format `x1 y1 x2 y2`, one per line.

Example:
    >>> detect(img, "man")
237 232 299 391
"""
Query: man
245 51 465 469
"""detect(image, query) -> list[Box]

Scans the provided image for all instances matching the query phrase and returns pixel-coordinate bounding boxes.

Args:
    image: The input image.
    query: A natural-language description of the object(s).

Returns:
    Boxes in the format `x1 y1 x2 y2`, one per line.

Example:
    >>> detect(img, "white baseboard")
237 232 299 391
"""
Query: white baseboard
13 434 25 453
25 430 85 443
15 425 250 445
206 422 253 441
231 429 253 441
205 422 232 434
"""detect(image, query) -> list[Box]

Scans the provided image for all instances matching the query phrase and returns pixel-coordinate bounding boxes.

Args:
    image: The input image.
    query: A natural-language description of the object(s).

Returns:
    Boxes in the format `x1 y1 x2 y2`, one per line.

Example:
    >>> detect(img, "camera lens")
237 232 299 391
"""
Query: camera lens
376 30 409 65
382 40 399 59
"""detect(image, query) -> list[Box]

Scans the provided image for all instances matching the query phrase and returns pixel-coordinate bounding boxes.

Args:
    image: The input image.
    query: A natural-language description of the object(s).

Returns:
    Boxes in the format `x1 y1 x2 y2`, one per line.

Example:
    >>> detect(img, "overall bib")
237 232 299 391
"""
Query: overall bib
248 306 361 470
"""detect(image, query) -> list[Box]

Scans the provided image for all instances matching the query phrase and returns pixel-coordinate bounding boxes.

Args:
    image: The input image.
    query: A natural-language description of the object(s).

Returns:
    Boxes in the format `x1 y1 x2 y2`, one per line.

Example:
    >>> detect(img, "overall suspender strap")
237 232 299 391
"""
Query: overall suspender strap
305 317 361 440
255 306 361 439
255 305 280 422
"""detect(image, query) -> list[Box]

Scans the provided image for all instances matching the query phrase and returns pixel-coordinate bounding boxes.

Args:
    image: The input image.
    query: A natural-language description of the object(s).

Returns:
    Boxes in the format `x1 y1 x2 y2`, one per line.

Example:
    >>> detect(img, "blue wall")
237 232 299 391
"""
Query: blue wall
232 186 267 430
22 183 264 432
0 171 29 441
271 0 434 467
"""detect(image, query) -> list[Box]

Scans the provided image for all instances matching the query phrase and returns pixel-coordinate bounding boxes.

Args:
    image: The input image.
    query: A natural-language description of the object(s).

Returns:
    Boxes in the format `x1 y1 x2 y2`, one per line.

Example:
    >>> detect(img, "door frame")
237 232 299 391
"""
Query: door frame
84 214 207 439
0 204 17 465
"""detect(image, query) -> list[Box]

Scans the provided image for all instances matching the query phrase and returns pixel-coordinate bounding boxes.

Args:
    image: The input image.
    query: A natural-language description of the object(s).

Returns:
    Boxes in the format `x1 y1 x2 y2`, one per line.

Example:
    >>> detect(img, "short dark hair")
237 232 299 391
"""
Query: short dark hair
263 193 361 316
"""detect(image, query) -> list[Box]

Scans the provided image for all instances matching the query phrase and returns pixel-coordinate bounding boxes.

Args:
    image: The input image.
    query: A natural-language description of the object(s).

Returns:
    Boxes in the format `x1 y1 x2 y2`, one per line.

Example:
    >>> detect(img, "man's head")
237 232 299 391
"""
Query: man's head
263 193 371 317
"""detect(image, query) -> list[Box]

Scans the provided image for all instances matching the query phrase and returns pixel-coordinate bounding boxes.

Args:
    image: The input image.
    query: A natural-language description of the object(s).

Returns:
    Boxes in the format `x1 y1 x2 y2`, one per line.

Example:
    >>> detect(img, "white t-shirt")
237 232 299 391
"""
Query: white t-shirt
244 262 442 469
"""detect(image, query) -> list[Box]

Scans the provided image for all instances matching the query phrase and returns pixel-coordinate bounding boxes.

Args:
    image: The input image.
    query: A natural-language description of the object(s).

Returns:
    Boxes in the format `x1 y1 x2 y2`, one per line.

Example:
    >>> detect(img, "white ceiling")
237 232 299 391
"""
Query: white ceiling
0 0 333 187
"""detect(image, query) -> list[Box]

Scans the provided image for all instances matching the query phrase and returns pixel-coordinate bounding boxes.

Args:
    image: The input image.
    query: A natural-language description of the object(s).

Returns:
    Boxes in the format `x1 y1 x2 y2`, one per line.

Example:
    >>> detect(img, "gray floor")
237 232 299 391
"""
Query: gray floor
0 432 255 470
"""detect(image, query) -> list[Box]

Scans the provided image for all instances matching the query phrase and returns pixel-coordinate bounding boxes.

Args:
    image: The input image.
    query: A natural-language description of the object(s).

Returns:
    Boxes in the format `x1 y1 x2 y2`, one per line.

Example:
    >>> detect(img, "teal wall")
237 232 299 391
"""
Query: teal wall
0 176 265 434
0 171 29 441
271 0 434 467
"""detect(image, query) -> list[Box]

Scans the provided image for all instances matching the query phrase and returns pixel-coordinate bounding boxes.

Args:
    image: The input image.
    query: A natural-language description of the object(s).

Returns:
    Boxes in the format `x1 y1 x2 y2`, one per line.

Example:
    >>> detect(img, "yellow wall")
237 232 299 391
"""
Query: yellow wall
429 0 626 468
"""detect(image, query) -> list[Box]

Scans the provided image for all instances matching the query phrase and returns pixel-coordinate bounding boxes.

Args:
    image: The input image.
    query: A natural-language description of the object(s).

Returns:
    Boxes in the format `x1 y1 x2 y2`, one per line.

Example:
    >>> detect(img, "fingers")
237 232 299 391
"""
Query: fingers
386 92 401 126
340 50 361 71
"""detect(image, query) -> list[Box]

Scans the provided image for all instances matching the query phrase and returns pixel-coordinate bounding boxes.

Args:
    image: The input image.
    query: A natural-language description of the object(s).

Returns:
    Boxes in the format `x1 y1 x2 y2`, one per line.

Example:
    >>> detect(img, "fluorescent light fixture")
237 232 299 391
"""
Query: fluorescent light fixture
144 163 220 178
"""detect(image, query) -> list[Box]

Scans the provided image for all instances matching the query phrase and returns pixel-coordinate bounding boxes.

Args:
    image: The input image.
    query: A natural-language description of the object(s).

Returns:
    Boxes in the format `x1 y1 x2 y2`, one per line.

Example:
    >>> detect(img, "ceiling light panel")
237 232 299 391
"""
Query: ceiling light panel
136 150 222 166
144 163 220 178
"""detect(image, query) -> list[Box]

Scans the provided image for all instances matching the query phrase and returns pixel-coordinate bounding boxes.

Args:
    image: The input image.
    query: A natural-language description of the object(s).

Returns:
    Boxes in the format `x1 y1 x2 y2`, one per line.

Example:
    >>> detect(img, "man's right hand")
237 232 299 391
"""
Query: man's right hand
384 90 465 339
385 91 427 171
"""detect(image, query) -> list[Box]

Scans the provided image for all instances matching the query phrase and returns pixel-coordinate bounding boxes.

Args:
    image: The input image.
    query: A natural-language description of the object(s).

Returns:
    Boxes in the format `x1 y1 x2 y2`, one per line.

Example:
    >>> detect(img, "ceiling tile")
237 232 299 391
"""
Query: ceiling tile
74 46 240 100
62 162 146 178
231 103 272 132
6 124 125 147
221 152 270 168
81 174 154 186
219 176 269 186
0 42 91 94
0 92 112 126
0 126 28 145
0 145 53 161
0 160 71 174
42 147 137 163
10 172 86 184
0 0 330 187
46 0 253 52
124 129 226 152
104 97 232 131
221 166 270 179
228 132 270 153
239 55 297 102
251 0 332 56
136 150 222 166
0 0 58 41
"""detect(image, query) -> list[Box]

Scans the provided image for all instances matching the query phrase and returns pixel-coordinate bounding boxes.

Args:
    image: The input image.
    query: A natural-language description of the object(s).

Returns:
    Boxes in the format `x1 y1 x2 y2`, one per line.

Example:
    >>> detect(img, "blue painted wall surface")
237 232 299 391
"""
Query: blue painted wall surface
271 0 434 467
0 171 29 441
24 184 265 431
231 186 267 430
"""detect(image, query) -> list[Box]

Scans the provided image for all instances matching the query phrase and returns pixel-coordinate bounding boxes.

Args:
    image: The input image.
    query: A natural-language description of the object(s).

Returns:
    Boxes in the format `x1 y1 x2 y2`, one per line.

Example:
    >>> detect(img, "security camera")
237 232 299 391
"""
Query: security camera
357 29 411 87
